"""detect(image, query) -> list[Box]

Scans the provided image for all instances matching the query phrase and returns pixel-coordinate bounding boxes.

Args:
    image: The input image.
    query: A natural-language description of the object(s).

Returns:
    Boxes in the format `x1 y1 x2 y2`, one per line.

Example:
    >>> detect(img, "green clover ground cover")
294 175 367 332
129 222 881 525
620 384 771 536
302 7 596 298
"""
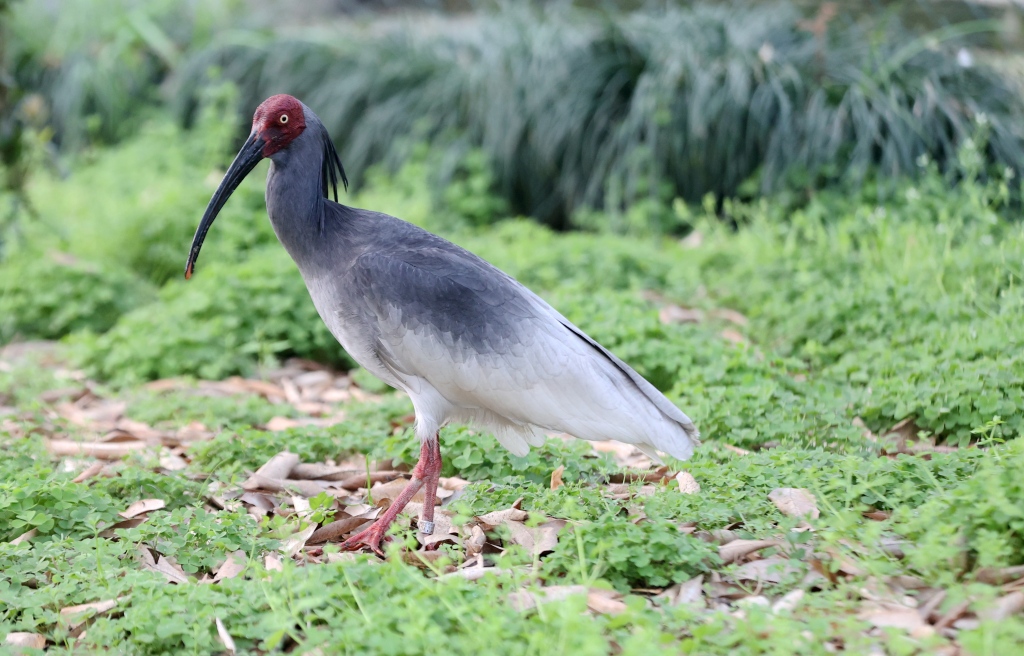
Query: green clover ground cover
3 123 1024 653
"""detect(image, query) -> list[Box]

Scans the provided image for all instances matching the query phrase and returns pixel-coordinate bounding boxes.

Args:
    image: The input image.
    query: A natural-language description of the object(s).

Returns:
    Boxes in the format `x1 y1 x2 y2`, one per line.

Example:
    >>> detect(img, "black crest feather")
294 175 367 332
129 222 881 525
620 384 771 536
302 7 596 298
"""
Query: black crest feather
318 125 349 234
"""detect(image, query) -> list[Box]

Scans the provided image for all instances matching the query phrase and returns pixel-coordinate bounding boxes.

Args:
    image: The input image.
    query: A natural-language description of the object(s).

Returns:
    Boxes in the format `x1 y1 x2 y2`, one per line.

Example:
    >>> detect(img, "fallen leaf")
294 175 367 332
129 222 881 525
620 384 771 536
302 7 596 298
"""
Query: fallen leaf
772 589 804 613
98 517 147 538
550 465 564 490
46 439 148 459
732 556 802 583
659 305 705 324
504 520 564 556
720 329 747 344
508 585 587 611
709 308 749 326
976 565 1024 585
60 598 120 628
308 512 379 544
719 539 780 564
675 471 700 494
465 525 487 558
979 591 1024 621
244 451 299 486
119 498 166 519
72 461 106 483
264 553 283 571
477 507 528 529
215 617 236 654
214 551 247 582
280 523 317 557
289 463 356 480
656 575 704 607
587 589 626 615
150 556 190 585
768 488 820 520
4 633 46 649
11 528 37 545
859 604 926 632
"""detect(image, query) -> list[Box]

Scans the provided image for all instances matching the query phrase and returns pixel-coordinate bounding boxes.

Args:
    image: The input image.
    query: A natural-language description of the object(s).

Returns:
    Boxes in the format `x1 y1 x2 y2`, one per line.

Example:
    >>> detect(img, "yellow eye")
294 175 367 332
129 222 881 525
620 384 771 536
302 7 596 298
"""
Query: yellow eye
279 114 289 124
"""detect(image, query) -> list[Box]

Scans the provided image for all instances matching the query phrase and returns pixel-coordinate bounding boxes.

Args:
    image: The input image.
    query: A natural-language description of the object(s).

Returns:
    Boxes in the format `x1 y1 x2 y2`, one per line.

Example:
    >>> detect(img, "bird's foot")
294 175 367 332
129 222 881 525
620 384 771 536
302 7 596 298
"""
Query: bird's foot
339 521 393 558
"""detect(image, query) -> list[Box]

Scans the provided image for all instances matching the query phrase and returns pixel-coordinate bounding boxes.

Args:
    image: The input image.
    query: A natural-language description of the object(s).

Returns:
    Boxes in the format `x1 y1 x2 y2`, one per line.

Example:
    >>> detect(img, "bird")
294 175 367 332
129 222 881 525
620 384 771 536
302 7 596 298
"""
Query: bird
185 94 700 555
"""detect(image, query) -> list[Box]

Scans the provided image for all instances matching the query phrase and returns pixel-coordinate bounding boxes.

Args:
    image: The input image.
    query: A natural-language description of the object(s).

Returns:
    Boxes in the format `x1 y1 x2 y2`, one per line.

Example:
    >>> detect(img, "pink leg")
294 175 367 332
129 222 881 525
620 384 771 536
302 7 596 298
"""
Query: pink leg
420 439 442 532
340 435 442 556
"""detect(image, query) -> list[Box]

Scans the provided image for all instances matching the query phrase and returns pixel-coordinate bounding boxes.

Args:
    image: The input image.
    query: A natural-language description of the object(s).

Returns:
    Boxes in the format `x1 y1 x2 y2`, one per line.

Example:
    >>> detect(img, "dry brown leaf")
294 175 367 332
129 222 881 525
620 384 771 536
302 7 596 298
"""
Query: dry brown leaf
143 378 184 392
675 471 700 494
264 553 284 572
370 477 421 503
976 565 1024 586
465 525 487 558
550 465 565 491
656 575 704 607
732 556 801 583
280 523 317 557
46 439 149 459
248 452 299 482
308 513 378 544
4 633 46 649
214 551 247 582
339 470 404 490
72 461 106 483
11 528 37 545
587 589 626 615
150 556 190 585
508 585 587 611
659 305 705 325
234 378 286 400
934 600 971 630
721 444 750 455
709 308 750 326
504 520 563 556
289 463 356 480
60 598 120 628
114 418 164 442
979 591 1024 621
119 498 166 519
720 329 747 344
768 488 820 520
239 492 277 514
439 476 471 491
97 517 146 538
859 604 926 632
215 617 236 655
159 450 189 471
477 507 529 529
772 589 805 613
719 539 780 564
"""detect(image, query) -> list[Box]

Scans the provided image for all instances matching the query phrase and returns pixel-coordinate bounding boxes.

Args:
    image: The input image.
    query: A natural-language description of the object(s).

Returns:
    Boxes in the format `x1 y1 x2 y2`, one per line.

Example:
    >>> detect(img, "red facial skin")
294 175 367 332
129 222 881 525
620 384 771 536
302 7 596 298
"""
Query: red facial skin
252 94 306 157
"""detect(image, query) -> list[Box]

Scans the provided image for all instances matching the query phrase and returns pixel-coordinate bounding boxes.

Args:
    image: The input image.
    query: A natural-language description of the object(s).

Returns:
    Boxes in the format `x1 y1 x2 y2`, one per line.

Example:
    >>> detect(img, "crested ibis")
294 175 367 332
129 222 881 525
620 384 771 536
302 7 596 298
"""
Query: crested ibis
185 95 699 555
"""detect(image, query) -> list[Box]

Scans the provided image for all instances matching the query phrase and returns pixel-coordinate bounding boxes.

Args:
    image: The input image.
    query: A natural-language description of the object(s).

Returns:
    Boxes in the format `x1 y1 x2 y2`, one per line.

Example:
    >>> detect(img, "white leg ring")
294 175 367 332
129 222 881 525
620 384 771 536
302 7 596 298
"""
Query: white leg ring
419 520 435 535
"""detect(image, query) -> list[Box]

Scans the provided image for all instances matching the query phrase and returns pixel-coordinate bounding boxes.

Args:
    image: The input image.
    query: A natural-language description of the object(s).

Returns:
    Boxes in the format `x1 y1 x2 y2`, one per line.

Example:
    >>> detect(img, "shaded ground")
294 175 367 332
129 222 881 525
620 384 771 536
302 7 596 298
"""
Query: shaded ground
2 341 1023 655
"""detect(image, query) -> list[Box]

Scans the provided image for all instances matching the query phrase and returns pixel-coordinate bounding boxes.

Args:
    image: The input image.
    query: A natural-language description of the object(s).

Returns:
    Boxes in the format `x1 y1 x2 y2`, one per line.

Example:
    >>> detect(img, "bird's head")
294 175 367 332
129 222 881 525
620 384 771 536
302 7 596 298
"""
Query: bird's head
252 94 307 157
184 94 347 279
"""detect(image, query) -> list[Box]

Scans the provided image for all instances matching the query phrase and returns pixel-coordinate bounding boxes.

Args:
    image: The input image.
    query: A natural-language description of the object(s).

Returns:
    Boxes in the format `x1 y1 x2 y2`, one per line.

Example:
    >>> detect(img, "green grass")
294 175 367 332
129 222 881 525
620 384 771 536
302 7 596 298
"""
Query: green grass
3 120 1024 653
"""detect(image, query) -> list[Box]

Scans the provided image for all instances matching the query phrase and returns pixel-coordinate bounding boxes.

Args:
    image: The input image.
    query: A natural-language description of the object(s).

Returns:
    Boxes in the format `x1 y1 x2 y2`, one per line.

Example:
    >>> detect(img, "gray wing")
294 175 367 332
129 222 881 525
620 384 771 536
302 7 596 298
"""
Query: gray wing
346 240 699 460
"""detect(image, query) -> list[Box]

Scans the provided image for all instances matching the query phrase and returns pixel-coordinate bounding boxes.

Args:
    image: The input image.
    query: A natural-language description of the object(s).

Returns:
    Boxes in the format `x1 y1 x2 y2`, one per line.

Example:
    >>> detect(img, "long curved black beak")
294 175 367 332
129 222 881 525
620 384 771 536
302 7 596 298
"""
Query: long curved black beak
184 132 265 279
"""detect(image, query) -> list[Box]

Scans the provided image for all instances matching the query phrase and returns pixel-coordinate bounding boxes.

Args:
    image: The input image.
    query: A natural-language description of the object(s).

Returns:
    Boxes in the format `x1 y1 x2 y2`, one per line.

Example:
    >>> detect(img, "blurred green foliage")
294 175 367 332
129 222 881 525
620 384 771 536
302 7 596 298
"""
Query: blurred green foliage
178 3 1024 228
0 253 154 342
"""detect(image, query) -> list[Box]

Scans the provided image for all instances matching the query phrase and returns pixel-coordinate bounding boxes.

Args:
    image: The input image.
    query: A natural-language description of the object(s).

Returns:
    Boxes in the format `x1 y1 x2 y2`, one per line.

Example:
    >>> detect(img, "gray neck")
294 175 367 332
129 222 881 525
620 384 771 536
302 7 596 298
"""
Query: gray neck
265 125 327 272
